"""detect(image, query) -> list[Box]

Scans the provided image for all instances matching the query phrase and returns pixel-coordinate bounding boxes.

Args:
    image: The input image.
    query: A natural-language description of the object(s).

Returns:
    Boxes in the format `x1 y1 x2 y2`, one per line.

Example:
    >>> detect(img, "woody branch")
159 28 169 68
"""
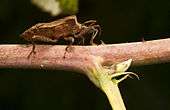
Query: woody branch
0 38 170 73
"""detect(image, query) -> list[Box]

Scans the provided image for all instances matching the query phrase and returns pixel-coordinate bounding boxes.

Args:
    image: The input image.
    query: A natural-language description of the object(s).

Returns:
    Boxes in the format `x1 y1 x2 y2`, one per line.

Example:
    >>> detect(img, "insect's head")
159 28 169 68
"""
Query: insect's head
82 20 101 36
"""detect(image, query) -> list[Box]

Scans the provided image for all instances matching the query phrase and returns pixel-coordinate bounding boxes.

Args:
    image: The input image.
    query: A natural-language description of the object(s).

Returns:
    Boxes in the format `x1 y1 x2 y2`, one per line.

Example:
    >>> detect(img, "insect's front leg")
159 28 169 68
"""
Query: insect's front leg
83 20 97 26
63 36 75 58
90 28 98 45
90 25 101 45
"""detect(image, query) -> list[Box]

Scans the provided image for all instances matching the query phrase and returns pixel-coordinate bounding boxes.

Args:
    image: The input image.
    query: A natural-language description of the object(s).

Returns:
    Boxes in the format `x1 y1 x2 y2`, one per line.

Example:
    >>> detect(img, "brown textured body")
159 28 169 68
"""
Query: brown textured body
21 16 82 43
21 15 101 58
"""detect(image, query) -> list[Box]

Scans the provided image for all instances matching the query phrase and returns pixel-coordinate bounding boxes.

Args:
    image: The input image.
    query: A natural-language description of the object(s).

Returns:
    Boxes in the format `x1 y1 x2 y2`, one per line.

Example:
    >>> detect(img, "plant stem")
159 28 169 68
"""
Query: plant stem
101 80 125 110
0 38 170 72
87 58 133 110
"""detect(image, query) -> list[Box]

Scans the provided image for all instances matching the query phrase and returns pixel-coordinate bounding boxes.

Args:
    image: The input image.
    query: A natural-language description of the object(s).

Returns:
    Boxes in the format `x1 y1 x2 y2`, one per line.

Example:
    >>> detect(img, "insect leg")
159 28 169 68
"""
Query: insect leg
63 37 75 58
32 35 58 43
77 37 85 45
90 28 98 45
27 41 36 59
90 25 102 45
64 37 74 51
27 35 59 58
94 25 101 37
83 20 97 26
81 37 85 45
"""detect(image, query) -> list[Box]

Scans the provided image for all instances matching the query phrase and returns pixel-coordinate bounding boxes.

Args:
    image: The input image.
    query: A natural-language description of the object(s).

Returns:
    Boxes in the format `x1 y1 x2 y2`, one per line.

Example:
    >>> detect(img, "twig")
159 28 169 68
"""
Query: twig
0 38 169 72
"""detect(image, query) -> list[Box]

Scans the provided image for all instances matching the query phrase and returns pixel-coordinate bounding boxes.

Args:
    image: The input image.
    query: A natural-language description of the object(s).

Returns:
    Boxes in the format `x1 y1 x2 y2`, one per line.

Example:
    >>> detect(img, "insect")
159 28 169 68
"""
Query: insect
20 15 101 58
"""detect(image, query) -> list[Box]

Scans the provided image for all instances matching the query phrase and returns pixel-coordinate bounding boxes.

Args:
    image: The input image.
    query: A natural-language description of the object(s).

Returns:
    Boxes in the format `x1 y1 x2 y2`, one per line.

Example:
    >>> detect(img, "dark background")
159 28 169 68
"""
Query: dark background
0 0 170 110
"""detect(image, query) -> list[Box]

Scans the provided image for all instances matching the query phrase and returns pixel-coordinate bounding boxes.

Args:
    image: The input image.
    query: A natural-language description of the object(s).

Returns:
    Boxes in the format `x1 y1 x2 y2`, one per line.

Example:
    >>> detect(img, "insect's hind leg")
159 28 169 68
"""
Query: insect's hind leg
27 42 36 59
27 35 58 58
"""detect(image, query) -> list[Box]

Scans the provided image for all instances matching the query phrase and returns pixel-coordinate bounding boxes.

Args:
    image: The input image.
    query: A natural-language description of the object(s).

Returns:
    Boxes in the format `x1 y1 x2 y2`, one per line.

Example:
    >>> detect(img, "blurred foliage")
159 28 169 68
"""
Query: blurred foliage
31 0 62 16
0 0 170 110
31 0 78 16
58 0 78 15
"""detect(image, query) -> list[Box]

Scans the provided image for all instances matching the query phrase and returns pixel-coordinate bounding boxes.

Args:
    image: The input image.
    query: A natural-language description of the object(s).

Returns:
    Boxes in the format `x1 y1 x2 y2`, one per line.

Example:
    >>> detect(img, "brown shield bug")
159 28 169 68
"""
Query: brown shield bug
20 15 101 58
